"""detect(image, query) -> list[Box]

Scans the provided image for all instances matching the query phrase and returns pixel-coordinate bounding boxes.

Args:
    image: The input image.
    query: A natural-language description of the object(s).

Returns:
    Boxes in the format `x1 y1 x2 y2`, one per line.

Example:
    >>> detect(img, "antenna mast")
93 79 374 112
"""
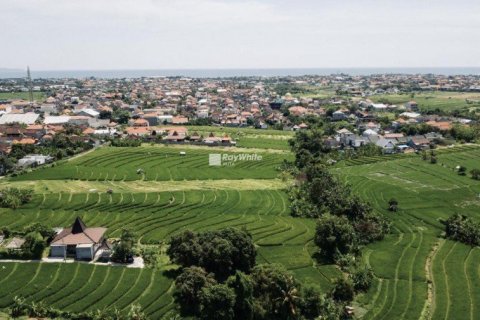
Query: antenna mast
27 66 34 106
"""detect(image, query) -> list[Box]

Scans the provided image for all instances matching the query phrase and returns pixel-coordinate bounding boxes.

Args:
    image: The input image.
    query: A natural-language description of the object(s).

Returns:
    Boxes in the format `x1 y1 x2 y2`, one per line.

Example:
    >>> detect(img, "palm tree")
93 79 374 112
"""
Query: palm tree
274 276 301 319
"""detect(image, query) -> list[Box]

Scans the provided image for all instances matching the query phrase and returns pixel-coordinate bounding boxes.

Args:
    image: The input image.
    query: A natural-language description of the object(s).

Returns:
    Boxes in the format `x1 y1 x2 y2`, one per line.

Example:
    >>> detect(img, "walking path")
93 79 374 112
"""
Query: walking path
0 256 144 268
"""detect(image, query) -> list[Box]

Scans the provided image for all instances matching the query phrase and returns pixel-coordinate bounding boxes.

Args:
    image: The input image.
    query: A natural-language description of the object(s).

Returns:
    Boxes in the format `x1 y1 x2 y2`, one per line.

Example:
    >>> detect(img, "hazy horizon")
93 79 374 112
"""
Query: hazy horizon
3 66 480 72
2 67 480 80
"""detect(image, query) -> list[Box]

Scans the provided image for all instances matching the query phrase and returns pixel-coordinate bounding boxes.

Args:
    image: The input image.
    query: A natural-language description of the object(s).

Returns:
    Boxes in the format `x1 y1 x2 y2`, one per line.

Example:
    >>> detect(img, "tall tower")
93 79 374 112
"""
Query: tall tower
27 66 34 106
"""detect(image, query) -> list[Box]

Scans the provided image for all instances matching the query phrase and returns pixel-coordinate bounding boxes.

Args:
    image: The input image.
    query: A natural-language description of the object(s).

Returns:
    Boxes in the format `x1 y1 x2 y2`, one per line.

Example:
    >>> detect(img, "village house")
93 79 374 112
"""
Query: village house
0 113 40 125
407 135 431 150
50 217 107 260
17 154 53 167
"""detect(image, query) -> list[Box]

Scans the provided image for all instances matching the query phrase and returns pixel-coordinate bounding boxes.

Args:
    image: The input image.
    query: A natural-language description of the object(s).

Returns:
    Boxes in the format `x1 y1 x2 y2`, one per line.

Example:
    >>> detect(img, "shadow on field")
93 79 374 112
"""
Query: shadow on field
311 251 334 265
163 268 182 279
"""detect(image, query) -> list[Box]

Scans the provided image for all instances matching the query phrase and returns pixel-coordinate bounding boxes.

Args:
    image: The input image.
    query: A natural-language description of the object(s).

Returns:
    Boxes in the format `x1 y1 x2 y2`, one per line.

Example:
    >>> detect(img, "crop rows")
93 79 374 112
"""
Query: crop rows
1 189 339 288
0 262 173 317
342 144 480 167
0 188 340 316
339 150 480 320
12 147 291 181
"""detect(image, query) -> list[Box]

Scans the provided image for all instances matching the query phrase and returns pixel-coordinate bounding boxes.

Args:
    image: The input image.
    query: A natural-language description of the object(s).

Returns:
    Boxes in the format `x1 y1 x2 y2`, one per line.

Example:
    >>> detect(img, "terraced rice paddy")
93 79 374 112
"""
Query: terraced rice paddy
340 149 480 320
0 262 174 318
12 146 291 181
0 189 340 315
341 144 480 167
1 143 480 319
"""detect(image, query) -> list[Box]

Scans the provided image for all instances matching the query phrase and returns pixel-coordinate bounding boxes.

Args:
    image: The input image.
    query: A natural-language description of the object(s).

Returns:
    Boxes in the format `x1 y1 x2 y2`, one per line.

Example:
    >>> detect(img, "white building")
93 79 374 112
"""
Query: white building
0 113 39 125
17 154 53 167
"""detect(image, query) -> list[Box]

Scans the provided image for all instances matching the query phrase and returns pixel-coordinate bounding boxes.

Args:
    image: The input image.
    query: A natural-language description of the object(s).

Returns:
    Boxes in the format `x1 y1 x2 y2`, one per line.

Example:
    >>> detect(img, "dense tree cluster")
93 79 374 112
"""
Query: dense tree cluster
288 128 332 169
0 223 53 259
290 164 390 249
445 213 480 246
167 228 256 281
450 124 479 142
314 214 358 260
287 128 386 305
168 229 344 320
0 187 34 209
4 132 93 175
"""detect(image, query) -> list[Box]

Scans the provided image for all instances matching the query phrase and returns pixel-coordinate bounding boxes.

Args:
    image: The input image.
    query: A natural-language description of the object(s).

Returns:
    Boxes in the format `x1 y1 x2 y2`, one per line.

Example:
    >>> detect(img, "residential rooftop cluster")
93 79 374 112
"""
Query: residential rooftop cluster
0 74 478 167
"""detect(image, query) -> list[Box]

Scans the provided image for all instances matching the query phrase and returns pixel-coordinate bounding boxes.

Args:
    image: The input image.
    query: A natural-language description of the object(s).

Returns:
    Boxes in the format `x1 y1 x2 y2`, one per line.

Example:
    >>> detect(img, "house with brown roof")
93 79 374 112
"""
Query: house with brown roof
133 118 150 127
172 116 189 125
125 126 151 136
426 120 452 131
407 135 431 150
50 217 107 260
164 130 186 142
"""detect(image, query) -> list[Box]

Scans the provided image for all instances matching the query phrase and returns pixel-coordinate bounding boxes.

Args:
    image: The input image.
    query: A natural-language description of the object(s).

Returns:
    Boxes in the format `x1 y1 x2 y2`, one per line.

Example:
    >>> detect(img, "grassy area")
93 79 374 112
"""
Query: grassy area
280 85 337 99
183 126 294 150
0 91 45 101
0 178 287 194
370 91 480 112
11 146 292 182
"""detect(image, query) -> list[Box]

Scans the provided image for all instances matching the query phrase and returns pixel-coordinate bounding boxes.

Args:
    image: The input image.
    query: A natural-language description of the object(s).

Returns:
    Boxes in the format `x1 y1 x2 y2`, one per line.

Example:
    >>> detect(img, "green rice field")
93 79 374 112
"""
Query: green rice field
339 150 480 320
11 146 291 182
184 126 293 150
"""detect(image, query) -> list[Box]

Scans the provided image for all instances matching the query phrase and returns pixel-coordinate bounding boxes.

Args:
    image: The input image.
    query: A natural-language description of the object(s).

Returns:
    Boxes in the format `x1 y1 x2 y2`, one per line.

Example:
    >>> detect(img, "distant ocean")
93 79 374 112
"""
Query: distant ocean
1 67 480 79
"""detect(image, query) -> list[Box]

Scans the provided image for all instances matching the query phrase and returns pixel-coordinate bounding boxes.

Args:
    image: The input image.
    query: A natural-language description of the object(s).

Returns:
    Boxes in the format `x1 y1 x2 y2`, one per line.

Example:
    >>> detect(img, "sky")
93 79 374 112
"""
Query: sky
1 0 479 70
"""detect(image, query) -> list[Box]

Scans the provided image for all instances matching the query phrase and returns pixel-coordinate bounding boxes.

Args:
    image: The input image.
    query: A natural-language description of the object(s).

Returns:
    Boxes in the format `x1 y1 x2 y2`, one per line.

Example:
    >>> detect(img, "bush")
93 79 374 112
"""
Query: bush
174 266 217 316
24 223 56 241
22 231 46 259
314 214 357 261
350 267 374 292
470 169 480 180
335 253 357 272
445 213 480 246
140 246 161 268
199 284 236 320
0 187 34 209
388 198 399 212
111 229 136 263
9 295 147 319
110 138 142 147
330 278 355 302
